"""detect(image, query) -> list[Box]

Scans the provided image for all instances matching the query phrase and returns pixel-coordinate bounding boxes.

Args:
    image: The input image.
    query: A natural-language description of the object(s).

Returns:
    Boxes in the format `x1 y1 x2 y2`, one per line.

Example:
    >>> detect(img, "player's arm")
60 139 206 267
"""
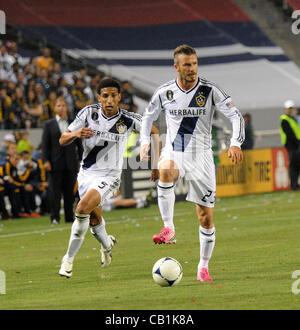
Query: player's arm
150 125 161 181
59 128 94 146
213 87 244 165
60 106 94 146
132 107 161 181
140 91 163 162
138 125 161 181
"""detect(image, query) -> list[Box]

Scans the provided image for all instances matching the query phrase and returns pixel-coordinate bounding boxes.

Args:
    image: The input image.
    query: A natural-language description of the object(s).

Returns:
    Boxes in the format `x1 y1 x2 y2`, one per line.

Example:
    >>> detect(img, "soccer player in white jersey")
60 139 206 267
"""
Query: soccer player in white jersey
58 78 159 278
140 45 244 282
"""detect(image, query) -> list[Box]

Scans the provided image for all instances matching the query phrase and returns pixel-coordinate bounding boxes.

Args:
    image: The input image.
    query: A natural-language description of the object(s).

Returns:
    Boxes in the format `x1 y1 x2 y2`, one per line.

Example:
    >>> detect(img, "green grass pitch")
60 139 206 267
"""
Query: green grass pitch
0 190 300 310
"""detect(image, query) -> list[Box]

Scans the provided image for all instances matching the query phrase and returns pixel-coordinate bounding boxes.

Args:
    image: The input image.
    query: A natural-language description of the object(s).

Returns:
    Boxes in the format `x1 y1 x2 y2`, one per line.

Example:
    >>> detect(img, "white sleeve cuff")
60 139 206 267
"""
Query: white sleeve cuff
230 139 242 148
140 136 151 146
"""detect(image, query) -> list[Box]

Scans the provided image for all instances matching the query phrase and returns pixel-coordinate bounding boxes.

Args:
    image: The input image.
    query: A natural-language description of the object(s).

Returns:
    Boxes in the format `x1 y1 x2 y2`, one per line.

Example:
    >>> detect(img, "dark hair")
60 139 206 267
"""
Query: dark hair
98 78 121 94
20 150 30 156
174 44 196 62
243 113 251 120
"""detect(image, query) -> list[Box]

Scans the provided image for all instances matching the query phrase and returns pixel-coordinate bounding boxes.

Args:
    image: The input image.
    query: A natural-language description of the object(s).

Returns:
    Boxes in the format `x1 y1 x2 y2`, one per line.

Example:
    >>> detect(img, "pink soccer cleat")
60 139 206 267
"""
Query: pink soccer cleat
197 267 213 282
152 227 176 245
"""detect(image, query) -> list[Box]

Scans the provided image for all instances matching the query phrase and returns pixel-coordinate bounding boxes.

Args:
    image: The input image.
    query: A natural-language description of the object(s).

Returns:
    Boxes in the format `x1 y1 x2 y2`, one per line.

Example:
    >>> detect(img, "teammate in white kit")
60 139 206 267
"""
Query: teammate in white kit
140 45 244 282
58 78 159 278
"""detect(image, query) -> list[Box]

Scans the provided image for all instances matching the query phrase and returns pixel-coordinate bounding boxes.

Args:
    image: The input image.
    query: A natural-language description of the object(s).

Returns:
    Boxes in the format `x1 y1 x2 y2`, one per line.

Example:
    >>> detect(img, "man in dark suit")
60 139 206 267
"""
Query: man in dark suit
42 97 82 224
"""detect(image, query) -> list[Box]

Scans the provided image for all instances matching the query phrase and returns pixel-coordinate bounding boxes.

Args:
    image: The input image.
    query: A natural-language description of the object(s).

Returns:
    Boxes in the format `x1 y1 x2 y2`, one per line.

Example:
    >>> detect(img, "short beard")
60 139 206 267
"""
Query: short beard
180 73 195 85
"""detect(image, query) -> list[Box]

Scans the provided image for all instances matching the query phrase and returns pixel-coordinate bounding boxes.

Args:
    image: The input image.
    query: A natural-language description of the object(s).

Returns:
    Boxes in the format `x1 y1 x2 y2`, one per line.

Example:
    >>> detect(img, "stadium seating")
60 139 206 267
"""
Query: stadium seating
3 0 300 121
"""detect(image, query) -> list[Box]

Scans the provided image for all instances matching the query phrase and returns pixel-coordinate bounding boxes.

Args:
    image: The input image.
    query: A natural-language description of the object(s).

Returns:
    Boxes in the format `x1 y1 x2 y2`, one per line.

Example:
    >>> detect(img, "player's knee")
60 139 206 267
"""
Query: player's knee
159 160 179 182
159 168 174 182
197 208 213 228
76 200 90 215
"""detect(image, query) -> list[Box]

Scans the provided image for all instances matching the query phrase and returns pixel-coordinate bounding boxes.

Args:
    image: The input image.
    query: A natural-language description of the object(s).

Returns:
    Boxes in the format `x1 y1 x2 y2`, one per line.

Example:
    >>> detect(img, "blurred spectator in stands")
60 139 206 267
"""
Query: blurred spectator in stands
36 67 51 95
7 90 19 129
13 130 22 144
52 62 62 80
57 77 73 112
41 90 57 122
85 74 100 103
8 62 21 85
6 41 27 67
49 74 59 91
13 87 27 128
32 143 43 161
0 44 15 80
26 58 38 82
72 78 92 116
0 85 17 129
24 89 43 128
35 82 46 104
83 77 99 103
29 143 50 215
76 68 91 86
17 130 34 154
7 81 17 96
25 78 36 96
241 113 254 150
23 63 34 82
17 150 40 217
42 97 83 224
1 152 23 218
279 100 300 191
120 80 137 113
37 47 54 69
16 71 27 91
5 141 17 158
0 135 16 161
33 150 49 215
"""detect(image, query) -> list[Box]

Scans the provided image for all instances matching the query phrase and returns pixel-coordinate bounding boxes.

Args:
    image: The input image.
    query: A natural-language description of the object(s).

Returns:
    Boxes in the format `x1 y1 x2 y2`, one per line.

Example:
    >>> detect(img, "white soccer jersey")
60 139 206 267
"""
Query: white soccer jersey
140 77 245 152
68 103 142 177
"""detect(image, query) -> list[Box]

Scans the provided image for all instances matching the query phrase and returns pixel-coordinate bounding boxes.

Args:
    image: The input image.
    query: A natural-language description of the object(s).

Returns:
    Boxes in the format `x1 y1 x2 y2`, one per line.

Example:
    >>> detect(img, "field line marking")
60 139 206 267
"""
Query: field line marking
0 211 190 239
0 197 297 239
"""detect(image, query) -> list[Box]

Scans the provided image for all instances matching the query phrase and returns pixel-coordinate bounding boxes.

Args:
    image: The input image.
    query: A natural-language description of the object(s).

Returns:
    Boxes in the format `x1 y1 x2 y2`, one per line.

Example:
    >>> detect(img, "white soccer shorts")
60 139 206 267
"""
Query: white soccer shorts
158 148 216 208
77 169 120 206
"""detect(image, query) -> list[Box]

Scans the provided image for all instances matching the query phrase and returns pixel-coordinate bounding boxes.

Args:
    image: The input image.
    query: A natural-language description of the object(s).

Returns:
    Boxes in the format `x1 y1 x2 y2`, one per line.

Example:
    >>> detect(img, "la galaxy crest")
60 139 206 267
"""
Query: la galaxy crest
166 90 173 101
195 92 206 107
116 121 127 134
91 112 99 121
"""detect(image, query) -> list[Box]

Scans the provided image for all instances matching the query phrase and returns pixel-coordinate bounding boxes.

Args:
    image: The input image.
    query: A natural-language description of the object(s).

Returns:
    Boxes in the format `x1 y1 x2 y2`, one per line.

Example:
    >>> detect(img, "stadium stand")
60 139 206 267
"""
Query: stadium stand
3 0 300 132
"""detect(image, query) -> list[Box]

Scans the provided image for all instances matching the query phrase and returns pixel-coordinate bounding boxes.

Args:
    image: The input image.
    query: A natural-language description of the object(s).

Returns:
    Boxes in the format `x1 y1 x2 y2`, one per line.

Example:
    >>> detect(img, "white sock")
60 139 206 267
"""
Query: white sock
90 217 111 249
65 213 90 261
198 226 216 270
157 180 175 231
136 197 146 209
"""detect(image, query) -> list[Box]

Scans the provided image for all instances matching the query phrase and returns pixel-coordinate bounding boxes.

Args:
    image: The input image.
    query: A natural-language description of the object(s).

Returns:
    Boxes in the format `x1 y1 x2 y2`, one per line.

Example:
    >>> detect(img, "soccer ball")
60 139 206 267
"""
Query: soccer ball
152 257 183 287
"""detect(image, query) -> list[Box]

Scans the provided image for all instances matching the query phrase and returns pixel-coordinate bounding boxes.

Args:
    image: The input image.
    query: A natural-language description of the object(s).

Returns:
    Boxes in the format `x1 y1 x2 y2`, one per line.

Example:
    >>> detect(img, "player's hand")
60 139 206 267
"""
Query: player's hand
77 127 94 139
151 169 160 181
140 144 150 162
228 146 243 165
